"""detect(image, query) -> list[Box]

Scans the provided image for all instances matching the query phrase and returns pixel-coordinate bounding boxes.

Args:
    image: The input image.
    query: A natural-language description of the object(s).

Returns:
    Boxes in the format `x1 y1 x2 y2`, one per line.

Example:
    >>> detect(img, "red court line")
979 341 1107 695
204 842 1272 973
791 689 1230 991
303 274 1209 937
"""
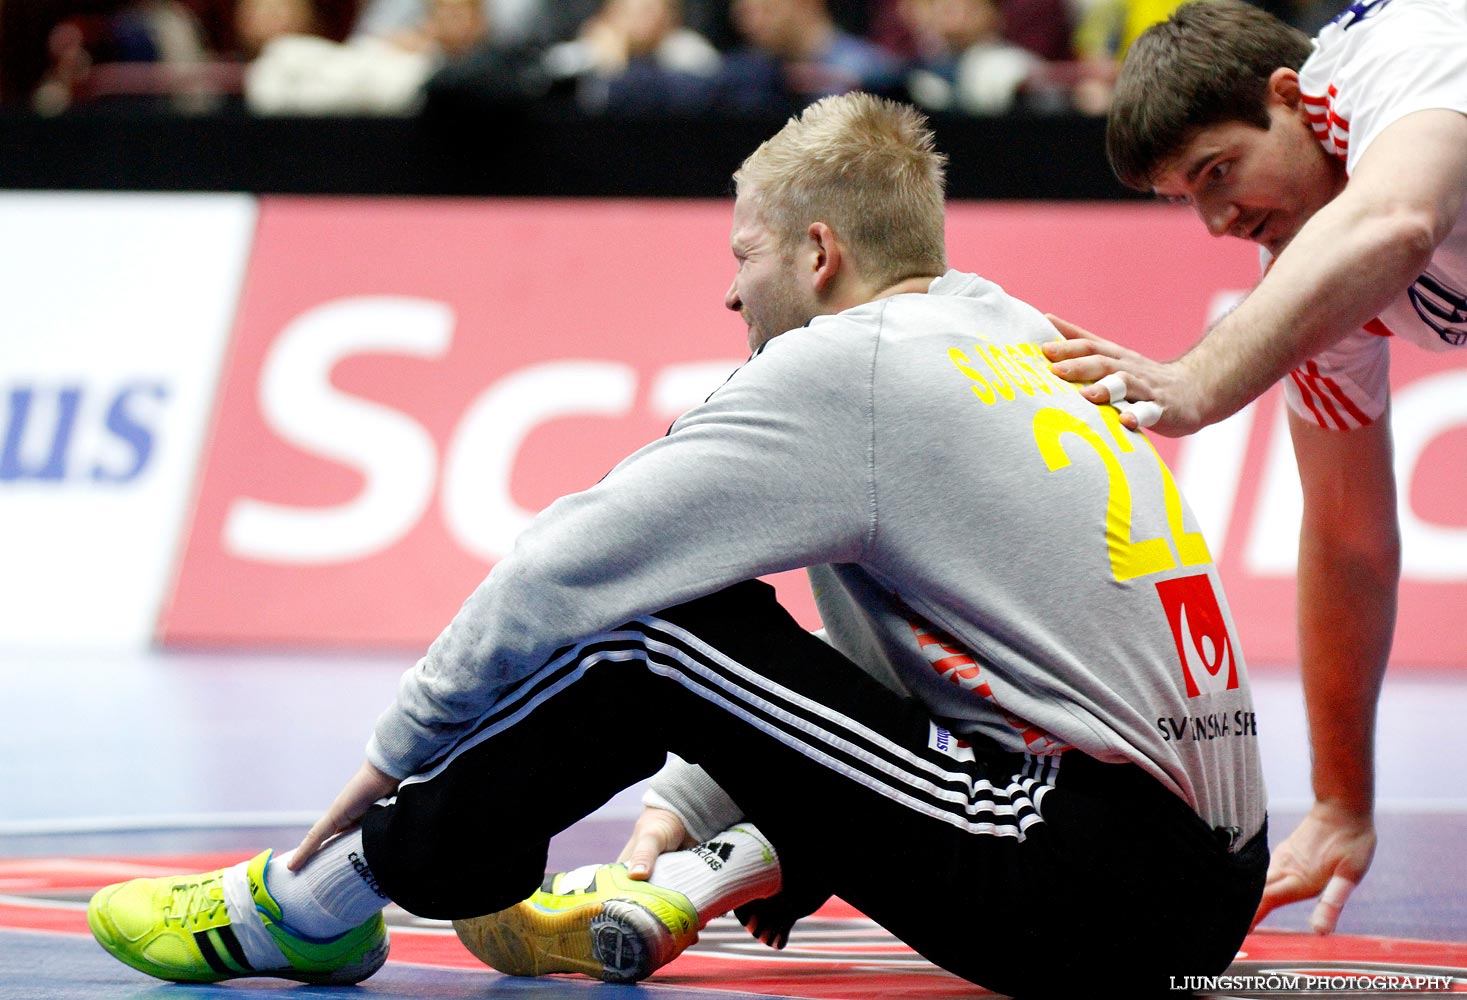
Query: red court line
6 855 1466 999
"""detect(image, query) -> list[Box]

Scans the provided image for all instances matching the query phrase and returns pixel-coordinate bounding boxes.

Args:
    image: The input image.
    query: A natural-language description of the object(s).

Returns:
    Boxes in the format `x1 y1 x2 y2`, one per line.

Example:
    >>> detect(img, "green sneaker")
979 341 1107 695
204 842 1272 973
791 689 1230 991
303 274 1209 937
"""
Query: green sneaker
453 862 699 983
87 849 388 984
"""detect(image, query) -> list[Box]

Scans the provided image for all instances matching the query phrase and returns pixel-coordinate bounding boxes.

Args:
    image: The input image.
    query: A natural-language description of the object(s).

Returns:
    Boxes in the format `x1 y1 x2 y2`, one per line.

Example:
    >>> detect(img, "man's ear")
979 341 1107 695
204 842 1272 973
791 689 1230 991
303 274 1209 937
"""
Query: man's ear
808 222 842 294
1267 66 1303 110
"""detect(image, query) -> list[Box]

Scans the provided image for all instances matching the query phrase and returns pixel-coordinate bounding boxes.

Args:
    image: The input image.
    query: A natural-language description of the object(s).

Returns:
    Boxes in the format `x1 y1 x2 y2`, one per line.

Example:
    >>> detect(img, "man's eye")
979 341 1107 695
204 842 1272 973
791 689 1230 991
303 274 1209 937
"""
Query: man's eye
1208 161 1231 183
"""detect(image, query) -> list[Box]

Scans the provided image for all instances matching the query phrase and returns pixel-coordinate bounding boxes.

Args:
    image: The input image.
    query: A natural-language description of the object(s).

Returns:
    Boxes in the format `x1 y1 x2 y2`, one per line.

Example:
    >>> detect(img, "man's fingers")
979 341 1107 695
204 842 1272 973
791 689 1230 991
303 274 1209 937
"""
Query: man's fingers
616 808 689 880
1128 400 1163 428
1096 372 1128 404
1251 887 1284 928
1047 353 1124 389
1044 313 1096 342
1309 875 1358 935
1043 315 1130 359
1114 399 1163 429
1253 865 1355 932
288 823 332 871
741 914 787 950
1253 869 1310 926
621 832 665 880
1042 338 1098 361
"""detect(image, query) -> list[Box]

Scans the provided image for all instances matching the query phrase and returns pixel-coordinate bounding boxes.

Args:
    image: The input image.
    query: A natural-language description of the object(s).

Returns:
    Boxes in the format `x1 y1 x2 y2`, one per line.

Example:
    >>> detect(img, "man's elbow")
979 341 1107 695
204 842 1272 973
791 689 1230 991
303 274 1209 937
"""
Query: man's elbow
1374 207 1443 275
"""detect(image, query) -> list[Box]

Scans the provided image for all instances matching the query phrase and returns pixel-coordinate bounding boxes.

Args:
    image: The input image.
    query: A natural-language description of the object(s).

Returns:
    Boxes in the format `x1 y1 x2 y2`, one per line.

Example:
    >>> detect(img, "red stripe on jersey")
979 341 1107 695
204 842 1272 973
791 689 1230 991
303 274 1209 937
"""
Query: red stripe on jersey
1291 362 1372 430
1315 389 1348 430
1292 364 1352 430
1363 317 1395 338
1305 361 1353 429
1303 85 1350 162
1321 373 1371 426
1289 368 1331 428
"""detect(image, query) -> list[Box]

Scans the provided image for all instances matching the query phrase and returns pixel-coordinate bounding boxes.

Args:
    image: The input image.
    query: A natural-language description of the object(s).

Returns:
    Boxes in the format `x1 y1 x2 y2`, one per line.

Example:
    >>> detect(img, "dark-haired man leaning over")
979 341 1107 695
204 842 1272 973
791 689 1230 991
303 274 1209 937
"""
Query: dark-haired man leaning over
1044 0 1467 936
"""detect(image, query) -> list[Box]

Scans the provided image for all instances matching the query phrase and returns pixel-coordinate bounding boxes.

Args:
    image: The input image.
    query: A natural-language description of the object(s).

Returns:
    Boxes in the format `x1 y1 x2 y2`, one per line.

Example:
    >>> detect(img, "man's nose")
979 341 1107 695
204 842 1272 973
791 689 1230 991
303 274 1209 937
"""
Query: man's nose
725 279 741 312
1201 198 1238 239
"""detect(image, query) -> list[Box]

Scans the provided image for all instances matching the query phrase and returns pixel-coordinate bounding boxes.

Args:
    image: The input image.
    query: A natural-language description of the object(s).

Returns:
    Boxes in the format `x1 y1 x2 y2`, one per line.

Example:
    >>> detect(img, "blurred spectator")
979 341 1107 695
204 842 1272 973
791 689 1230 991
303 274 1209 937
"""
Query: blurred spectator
873 0 1071 62
547 0 719 78
427 0 899 116
867 0 927 59
541 0 721 111
386 0 488 55
31 18 99 112
710 0 906 114
997 0 1072 61
107 0 210 62
27 0 214 112
903 0 1042 114
1069 0 1180 113
1071 0 1180 63
178 0 359 54
234 0 319 58
245 0 490 113
354 0 594 47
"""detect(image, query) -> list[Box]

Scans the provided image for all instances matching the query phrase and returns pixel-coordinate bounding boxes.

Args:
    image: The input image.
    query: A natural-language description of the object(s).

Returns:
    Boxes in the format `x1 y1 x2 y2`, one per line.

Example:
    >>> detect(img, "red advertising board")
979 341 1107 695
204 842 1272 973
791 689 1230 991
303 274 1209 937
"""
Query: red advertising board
162 198 1467 666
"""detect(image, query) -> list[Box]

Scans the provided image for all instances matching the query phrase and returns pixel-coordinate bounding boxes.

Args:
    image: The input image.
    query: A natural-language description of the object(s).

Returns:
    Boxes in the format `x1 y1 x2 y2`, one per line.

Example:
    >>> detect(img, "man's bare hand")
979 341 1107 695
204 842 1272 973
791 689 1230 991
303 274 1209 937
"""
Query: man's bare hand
289 760 400 871
1254 801 1376 934
617 806 695 880
1042 314 1204 436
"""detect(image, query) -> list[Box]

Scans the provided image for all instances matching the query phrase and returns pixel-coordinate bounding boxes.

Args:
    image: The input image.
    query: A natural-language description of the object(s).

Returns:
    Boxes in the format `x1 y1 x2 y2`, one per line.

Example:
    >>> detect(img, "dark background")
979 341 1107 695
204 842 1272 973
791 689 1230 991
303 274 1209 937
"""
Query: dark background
0 105 1133 198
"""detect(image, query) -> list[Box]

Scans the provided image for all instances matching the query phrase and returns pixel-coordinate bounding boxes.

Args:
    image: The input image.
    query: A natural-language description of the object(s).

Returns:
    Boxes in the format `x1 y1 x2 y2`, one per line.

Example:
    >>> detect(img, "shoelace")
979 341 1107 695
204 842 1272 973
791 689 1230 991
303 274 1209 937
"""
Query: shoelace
166 876 228 928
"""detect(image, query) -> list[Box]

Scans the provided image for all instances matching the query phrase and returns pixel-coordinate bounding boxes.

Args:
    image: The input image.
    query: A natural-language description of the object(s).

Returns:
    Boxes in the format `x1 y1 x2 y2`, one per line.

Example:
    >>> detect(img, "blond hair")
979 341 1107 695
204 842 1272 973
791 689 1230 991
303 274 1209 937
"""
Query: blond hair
734 93 948 287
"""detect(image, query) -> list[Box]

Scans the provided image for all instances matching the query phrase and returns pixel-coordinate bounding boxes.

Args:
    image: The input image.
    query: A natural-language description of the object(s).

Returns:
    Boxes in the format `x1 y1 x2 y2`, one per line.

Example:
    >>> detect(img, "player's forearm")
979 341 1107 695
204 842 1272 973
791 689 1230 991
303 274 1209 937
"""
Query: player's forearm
1289 410 1400 813
1180 202 1436 428
1296 545 1396 809
1294 501 1399 814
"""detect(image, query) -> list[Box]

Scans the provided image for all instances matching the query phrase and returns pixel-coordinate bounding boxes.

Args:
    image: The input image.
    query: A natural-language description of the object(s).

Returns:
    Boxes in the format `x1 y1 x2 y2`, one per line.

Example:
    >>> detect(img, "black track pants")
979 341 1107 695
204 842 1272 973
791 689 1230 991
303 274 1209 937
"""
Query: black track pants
361 580 1266 996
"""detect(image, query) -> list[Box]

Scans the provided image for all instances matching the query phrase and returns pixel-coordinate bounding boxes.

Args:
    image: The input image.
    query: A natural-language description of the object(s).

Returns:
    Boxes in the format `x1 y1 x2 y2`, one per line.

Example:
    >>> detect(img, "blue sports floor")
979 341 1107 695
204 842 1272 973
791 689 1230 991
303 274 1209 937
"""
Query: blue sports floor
3 650 1465 999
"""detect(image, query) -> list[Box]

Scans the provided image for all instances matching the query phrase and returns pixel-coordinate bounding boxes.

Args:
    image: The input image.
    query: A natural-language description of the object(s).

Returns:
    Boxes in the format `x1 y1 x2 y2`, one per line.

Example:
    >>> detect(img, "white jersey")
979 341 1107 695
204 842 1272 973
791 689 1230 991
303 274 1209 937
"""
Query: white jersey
1280 0 1467 429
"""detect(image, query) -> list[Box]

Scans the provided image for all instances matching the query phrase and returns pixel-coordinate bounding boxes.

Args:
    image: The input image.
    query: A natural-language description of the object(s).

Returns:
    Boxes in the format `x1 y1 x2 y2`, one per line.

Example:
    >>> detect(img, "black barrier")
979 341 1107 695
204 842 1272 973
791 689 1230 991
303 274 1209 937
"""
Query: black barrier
0 103 1140 200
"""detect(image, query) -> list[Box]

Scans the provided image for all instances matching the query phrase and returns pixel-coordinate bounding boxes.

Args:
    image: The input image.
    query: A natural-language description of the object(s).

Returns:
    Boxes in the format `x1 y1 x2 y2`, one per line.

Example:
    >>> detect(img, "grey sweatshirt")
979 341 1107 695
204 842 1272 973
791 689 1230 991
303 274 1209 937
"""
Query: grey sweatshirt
369 270 1266 842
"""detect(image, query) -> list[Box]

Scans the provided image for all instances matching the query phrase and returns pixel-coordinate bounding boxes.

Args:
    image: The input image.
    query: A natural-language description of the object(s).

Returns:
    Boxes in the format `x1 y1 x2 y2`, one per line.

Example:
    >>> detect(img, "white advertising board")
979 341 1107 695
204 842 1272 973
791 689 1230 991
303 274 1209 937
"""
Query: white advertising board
0 193 257 647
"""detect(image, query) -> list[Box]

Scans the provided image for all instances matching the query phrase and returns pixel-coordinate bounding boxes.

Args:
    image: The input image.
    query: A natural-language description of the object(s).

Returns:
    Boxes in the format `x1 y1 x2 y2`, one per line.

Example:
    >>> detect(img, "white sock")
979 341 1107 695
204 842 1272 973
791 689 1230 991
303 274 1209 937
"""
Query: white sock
647 823 782 928
258 829 391 940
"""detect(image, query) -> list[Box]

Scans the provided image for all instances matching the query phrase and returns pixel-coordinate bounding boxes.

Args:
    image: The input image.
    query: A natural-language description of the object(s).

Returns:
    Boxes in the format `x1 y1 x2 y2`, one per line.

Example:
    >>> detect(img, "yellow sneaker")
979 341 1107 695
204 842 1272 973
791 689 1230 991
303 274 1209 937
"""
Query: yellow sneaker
454 862 698 983
87 849 388 984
